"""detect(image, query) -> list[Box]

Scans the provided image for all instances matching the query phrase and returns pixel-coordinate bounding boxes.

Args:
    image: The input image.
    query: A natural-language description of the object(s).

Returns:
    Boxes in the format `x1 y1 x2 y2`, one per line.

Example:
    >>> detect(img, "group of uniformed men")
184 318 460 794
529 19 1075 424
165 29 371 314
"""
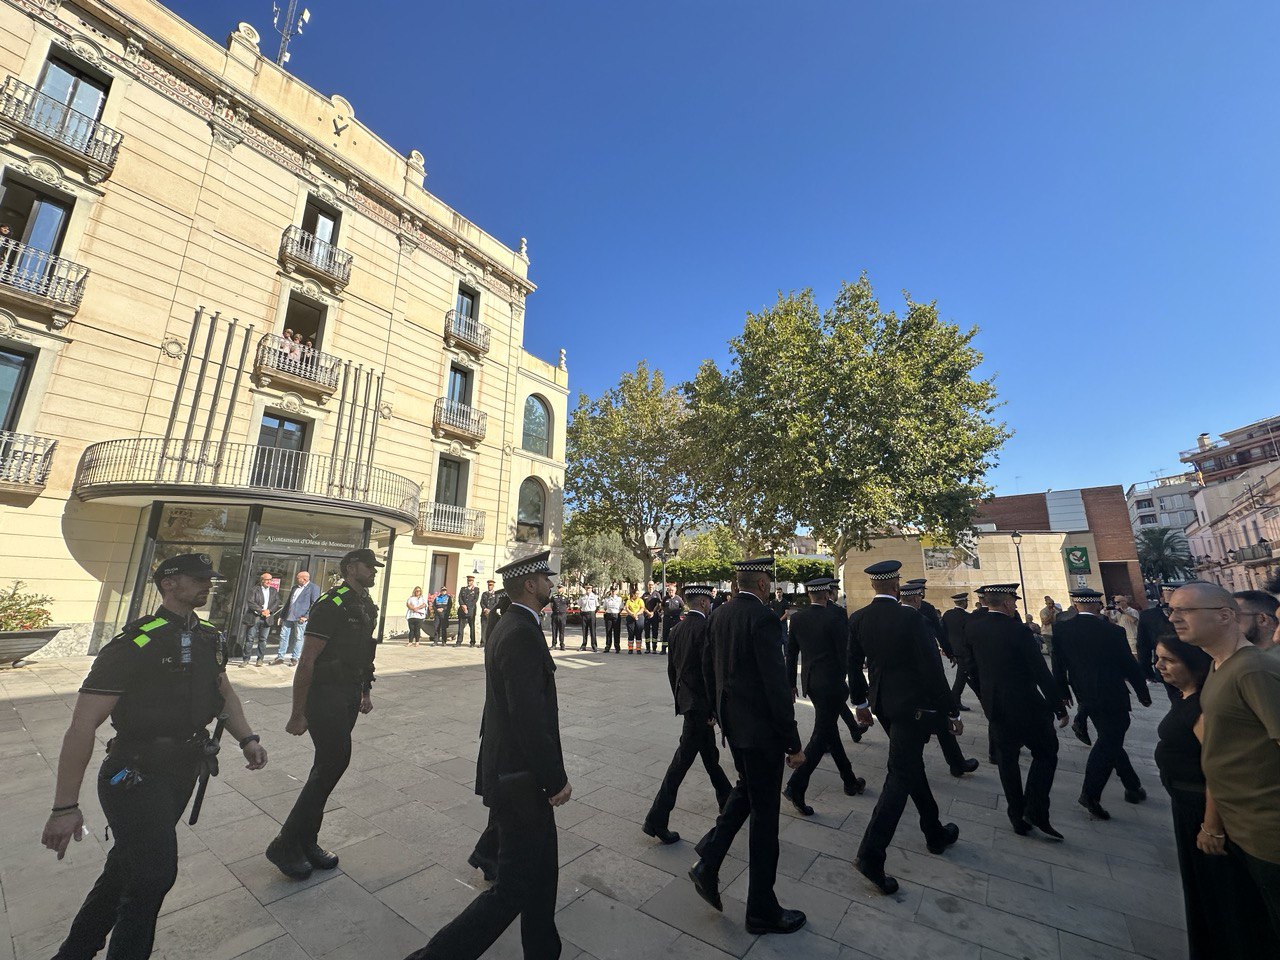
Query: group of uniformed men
40 544 1157 958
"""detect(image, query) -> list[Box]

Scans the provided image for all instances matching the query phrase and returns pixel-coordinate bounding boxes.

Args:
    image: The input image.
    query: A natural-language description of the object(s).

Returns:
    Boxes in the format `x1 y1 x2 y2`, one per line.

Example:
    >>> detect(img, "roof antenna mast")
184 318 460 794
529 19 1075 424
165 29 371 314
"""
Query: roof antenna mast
272 0 311 66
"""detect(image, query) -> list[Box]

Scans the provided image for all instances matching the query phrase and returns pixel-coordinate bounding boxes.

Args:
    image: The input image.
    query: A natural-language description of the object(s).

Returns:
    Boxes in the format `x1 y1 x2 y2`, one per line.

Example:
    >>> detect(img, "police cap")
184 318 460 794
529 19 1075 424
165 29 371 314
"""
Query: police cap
152 552 224 585
864 560 902 581
341 548 385 569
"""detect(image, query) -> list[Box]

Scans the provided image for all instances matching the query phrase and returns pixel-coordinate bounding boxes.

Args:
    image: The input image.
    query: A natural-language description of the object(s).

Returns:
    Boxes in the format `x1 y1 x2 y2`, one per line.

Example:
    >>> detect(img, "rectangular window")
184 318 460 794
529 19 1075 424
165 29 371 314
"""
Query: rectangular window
435 456 467 507
300 197 340 245
252 413 308 490
282 293 325 350
0 346 35 431
429 553 451 595
456 287 476 320
1139 515 1157 525
1136 498 1154 510
447 365 471 405
34 57 110 154
1 176 72 256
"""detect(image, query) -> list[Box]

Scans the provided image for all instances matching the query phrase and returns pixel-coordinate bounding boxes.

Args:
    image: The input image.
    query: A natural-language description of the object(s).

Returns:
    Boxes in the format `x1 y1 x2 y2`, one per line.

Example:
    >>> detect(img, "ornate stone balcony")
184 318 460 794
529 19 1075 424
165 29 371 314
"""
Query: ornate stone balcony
432 397 487 443
0 76 123 182
279 225 352 289
0 237 89 327
418 501 486 541
0 430 56 492
445 308 491 355
253 334 342 401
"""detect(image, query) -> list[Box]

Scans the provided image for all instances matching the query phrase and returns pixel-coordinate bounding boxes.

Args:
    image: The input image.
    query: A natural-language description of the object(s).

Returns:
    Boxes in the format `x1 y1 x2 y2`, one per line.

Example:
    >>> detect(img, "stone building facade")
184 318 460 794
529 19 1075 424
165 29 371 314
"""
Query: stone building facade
0 0 567 654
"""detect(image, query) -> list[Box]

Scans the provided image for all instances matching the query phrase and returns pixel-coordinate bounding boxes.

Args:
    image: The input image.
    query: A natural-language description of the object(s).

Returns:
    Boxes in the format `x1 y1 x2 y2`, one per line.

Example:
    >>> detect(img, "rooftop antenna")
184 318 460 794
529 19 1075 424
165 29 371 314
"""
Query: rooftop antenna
272 0 311 67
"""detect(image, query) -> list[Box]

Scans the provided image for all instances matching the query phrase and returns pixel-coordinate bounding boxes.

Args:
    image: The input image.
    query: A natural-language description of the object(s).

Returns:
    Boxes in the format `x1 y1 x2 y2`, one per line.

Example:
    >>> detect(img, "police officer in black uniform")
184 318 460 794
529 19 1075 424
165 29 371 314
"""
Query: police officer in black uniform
828 581 866 744
642 580 662 653
689 559 807 936
268 548 381 879
643 585 732 843
1052 587 1151 821
547 583 570 650
478 579 498 646
783 577 865 816
1136 582 1180 701
942 592 975 710
660 582 683 655
43 553 268 960
458 574 480 646
967 583 1069 840
848 560 961 895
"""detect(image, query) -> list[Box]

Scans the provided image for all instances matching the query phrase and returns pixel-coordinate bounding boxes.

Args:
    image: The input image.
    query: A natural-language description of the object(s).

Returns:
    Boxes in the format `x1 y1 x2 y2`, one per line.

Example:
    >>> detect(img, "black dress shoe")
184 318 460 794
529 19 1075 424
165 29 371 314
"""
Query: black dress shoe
1010 817 1032 836
950 758 979 777
745 908 807 935
304 842 339 870
642 822 681 845
783 783 814 816
266 837 313 880
1124 786 1147 804
1025 815 1064 841
1071 722 1092 746
689 861 722 911
467 852 498 882
958 703 972 712
1078 795 1111 821
926 822 960 854
843 777 866 796
854 858 899 895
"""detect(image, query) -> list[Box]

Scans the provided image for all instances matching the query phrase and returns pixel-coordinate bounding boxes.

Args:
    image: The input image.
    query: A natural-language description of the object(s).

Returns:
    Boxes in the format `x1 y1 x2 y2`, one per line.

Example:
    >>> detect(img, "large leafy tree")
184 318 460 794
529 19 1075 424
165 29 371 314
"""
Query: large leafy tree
1136 526 1194 583
686 274 1009 572
565 362 697 582
560 514 642 586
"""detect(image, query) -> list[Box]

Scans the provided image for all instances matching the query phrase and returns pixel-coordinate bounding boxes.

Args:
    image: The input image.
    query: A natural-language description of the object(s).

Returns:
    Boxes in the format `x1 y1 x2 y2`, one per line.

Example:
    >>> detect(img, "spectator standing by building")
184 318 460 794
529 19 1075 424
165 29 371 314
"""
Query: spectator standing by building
272 570 320 665
1173 582 1280 941
577 585 600 651
240 571 281 666
1111 595 1142 654
405 586 428 646
1234 590 1279 650
432 585 452 645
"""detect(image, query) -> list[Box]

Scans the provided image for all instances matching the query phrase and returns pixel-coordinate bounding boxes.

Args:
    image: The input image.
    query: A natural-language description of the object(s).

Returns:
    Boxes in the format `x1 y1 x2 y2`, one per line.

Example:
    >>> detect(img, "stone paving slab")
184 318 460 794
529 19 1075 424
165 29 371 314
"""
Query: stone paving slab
1 641 1187 959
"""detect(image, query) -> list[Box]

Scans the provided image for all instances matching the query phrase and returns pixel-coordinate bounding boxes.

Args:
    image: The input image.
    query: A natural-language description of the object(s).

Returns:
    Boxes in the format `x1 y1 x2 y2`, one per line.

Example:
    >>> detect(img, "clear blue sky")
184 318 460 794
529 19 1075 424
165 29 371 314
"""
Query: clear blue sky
168 1 1279 495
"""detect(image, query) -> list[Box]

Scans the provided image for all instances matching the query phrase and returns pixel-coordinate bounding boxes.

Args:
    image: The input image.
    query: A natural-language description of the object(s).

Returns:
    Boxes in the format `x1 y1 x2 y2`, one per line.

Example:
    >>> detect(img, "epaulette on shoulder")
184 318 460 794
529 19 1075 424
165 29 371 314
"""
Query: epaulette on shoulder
319 585 352 606
117 614 172 649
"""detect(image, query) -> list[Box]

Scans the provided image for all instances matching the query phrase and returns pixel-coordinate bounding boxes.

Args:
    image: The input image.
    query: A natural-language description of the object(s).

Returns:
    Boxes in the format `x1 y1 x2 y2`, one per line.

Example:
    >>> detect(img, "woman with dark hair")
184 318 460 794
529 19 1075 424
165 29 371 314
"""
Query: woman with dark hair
1154 635 1277 958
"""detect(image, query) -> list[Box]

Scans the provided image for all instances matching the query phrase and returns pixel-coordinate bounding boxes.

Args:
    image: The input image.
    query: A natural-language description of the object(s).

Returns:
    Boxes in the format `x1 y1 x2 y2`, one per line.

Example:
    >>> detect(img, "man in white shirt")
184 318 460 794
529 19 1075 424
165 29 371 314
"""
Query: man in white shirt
577 585 600 652
601 588 623 654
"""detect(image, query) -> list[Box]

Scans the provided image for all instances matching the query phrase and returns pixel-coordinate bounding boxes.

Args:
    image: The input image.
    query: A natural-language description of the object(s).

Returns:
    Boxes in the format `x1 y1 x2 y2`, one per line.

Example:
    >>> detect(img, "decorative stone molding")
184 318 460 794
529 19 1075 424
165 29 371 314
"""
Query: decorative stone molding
378 401 393 421
209 94 243 151
519 237 529 260
51 34 107 70
502 443 514 458
124 36 144 62
10 156 66 190
0 311 30 343
49 311 72 331
159 336 185 359
448 440 463 457
279 391 303 413
235 22 261 47
558 349 567 371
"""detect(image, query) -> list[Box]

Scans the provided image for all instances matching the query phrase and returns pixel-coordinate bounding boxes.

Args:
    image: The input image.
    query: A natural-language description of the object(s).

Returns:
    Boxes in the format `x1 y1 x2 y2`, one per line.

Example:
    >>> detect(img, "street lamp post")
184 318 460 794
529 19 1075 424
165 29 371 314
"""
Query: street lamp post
643 527 677 592
1011 530 1030 620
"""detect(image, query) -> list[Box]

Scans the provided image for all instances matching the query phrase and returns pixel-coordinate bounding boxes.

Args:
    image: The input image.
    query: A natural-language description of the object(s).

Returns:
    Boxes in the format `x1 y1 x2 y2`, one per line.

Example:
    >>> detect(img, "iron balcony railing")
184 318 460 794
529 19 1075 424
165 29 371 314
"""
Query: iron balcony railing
254 334 342 391
0 77 123 171
445 308 491 354
0 237 89 308
76 437 419 525
433 397 487 441
418 501 486 539
280 225 352 287
1234 543 1273 562
0 430 56 486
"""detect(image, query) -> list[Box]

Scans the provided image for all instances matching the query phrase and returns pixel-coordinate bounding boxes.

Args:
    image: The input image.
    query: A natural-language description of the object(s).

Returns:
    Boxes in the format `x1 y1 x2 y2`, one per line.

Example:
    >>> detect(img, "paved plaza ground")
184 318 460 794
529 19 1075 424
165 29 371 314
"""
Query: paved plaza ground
1 638 1188 960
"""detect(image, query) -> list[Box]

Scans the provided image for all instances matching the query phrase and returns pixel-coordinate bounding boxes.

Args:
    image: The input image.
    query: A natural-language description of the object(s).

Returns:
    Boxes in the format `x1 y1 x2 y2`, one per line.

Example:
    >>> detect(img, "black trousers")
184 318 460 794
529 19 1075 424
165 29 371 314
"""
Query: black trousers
458 613 477 645
1229 841 1280 947
406 795 560 960
698 744 785 920
989 715 1058 824
1082 707 1140 802
787 696 856 798
579 615 597 650
857 714 946 870
550 615 567 648
626 616 642 650
934 720 969 772
645 612 660 640
950 663 978 707
838 702 863 742
472 812 499 873
480 611 494 645
661 616 676 651
603 613 621 651
645 712 733 829
432 611 449 642
281 683 361 846
407 618 424 642
56 755 197 960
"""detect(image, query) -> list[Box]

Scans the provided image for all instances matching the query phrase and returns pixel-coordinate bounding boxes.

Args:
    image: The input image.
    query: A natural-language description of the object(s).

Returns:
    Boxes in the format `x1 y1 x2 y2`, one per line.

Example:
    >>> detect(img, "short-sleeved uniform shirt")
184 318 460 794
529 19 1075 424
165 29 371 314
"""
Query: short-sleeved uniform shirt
1201 644 1280 862
306 583 379 691
80 607 227 740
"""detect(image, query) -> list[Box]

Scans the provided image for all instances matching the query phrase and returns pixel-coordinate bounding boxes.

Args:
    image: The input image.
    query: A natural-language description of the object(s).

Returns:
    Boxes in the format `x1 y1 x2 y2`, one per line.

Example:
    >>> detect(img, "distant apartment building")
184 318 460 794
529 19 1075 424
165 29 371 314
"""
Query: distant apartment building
0 0 568 655
1179 415 1280 485
1125 473 1199 533
1185 463 1279 591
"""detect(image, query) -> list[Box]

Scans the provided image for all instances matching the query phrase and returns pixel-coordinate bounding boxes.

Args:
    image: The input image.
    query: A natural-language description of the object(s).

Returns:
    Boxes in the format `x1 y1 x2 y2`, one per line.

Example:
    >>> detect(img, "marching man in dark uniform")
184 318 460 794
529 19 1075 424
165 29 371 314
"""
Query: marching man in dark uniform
43 553 269 959
906 578 954 661
642 585 732 843
828 580 867 744
458 574 480 647
848 560 961 895
1137 582 1181 701
689 558 807 936
1052 587 1151 821
661 582 684 655
406 551 570 960
547 583 570 650
268 548 381 880
783 577 865 817
900 582 979 778
478 579 498 646
967 583 1070 840
943 592 976 711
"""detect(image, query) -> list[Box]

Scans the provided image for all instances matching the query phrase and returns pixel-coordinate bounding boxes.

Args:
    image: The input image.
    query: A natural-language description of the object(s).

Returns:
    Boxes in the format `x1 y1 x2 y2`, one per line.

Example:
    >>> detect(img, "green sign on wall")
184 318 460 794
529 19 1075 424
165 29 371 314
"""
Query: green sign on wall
1065 546 1091 574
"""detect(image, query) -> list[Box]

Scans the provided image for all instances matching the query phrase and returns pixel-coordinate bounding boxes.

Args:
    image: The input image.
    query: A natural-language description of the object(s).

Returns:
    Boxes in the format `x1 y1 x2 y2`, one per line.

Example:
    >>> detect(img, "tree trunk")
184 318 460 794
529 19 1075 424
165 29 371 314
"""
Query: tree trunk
641 554 654 584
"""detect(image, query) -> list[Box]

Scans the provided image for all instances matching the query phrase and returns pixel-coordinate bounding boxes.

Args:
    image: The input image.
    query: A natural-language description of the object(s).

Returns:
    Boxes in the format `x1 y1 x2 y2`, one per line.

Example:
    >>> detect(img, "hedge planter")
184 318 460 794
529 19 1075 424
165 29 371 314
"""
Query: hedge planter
0 627 64 667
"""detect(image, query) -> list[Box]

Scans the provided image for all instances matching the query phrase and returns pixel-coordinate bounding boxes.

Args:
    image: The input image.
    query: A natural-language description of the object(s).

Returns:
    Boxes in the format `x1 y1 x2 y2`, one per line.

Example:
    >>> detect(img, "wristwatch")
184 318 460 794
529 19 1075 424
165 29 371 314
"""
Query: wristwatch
239 734 261 749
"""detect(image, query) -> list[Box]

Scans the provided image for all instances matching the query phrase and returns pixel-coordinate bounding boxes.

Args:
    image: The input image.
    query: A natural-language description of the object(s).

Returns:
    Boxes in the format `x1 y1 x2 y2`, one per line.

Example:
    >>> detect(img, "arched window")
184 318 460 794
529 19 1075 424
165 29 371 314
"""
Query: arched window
522 395 551 456
516 477 545 543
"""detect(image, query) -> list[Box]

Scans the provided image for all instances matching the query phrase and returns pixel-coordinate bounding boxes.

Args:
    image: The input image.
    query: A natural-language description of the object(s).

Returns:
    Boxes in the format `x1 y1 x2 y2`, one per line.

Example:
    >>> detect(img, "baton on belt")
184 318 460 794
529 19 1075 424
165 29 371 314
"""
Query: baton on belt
188 715 227 826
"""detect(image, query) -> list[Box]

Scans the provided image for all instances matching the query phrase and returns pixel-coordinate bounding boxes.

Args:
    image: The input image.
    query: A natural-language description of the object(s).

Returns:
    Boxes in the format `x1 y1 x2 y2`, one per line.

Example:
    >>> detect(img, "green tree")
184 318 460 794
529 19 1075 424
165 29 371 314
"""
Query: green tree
565 361 697 582
560 514 643 586
687 274 1009 573
1136 526 1194 583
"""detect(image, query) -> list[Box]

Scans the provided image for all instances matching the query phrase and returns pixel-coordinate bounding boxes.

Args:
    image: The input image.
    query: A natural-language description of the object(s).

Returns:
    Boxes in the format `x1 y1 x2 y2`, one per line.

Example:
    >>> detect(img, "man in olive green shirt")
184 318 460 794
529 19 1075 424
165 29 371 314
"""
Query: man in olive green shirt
1172 582 1280 940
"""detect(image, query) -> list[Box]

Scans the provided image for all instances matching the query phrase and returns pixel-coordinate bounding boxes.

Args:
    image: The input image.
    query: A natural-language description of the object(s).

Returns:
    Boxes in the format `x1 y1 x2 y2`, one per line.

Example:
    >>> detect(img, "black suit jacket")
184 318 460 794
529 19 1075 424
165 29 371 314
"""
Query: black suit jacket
707 592 801 752
475 605 567 805
241 585 281 626
920 599 953 658
786 603 848 702
847 597 955 722
942 607 970 670
967 610 1066 726
668 611 712 716
1051 613 1148 713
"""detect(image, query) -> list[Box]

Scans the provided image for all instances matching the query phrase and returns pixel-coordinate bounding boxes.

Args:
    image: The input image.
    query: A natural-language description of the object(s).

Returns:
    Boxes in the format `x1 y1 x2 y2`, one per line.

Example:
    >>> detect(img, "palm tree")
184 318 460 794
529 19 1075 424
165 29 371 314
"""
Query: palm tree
1136 527 1194 583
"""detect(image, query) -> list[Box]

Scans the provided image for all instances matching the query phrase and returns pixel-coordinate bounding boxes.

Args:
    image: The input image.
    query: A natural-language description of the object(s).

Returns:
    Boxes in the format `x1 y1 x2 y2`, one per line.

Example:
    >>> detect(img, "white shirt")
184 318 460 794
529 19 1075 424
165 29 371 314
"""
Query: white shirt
511 601 542 622
578 592 599 612
260 586 271 610
602 595 623 614
406 595 428 619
